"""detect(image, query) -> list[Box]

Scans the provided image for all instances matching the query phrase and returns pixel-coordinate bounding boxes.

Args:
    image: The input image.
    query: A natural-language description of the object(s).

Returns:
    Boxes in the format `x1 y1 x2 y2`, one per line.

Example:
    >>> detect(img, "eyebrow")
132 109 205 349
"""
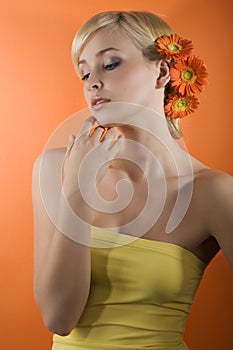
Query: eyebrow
78 47 121 65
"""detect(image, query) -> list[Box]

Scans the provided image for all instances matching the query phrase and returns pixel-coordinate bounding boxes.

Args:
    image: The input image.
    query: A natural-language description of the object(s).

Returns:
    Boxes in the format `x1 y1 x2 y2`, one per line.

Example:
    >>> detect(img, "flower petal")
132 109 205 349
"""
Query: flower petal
156 34 193 60
170 56 208 96
164 94 200 118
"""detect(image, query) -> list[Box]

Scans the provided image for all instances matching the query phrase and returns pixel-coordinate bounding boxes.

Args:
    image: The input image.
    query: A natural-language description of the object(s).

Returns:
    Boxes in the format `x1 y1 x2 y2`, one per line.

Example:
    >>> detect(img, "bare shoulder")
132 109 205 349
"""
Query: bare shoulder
33 147 66 168
32 147 67 177
195 167 233 199
194 167 233 217
187 155 232 200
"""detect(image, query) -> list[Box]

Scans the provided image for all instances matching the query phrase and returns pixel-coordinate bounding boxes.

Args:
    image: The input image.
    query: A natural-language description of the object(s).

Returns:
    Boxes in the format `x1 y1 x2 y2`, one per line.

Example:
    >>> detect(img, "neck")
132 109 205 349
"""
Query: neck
109 111 187 180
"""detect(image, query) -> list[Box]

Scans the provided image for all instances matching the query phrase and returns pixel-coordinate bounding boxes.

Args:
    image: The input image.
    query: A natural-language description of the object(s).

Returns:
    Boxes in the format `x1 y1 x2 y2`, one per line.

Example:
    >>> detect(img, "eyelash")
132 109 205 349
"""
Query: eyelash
81 61 121 81
81 74 90 81
105 61 121 70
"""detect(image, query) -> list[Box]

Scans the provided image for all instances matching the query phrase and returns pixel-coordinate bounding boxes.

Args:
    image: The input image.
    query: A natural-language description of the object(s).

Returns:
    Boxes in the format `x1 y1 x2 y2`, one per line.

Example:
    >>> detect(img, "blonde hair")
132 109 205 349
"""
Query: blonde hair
72 11 183 139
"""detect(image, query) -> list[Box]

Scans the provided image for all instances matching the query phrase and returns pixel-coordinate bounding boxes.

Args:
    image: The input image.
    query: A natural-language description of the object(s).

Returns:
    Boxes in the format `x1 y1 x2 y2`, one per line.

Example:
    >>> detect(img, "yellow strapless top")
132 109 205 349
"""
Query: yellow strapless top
52 226 206 350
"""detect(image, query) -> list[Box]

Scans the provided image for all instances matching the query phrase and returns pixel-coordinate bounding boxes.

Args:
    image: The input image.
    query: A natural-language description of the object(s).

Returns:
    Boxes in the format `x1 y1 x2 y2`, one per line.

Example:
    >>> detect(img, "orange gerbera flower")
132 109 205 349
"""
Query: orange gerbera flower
156 34 193 60
170 56 208 96
164 94 199 119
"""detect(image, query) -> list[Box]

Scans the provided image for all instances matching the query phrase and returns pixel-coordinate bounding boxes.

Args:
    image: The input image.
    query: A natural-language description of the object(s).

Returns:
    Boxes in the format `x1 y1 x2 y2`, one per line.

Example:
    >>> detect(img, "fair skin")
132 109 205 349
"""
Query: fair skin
32 26 233 336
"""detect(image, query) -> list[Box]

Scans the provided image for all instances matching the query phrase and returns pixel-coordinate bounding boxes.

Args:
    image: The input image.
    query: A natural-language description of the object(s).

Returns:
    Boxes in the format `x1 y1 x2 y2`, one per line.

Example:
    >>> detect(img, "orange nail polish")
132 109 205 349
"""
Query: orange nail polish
99 127 108 142
89 126 96 136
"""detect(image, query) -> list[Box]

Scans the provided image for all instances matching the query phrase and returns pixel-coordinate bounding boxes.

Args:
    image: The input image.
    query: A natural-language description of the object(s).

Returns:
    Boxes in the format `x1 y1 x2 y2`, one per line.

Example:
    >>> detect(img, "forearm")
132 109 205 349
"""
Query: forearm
34 193 92 336
34 230 91 335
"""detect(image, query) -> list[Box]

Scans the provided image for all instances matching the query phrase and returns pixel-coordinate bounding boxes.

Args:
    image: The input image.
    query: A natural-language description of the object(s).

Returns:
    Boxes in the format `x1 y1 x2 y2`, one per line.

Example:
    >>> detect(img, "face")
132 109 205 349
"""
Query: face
78 27 163 125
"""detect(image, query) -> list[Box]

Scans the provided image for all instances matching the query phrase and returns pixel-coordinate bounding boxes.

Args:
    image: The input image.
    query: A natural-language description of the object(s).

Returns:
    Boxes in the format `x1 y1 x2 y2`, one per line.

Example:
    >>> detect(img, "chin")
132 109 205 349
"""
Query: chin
97 120 120 129
91 110 118 128
92 114 108 127
91 101 142 127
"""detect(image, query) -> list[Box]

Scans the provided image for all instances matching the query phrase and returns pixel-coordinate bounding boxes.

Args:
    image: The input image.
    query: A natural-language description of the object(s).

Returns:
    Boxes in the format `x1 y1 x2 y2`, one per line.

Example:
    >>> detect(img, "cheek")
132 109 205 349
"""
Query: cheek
120 68 156 100
83 87 91 106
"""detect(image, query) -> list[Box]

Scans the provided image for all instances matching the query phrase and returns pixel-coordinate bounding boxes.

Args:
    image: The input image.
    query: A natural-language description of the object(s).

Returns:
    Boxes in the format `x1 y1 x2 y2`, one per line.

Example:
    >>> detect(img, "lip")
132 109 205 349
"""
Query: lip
91 96 111 110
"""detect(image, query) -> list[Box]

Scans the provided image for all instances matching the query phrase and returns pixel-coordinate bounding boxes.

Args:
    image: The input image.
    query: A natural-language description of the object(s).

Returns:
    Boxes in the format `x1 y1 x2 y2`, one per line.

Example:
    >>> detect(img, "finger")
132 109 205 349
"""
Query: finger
100 127 118 141
64 134 75 158
99 127 110 142
89 125 100 137
93 127 108 142
95 127 118 142
76 116 96 140
107 135 123 151
62 135 75 182
88 126 110 142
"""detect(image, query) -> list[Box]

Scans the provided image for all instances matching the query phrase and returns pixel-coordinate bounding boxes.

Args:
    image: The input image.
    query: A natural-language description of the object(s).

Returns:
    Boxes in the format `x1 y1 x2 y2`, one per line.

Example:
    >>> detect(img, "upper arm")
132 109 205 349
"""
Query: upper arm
32 148 66 277
204 171 233 267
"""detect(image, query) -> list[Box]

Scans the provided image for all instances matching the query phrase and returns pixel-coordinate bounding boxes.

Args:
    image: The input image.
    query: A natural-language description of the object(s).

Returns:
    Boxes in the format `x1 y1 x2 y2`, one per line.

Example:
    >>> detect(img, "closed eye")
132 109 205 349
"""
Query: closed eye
81 73 90 81
105 61 121 70
81 60 121 81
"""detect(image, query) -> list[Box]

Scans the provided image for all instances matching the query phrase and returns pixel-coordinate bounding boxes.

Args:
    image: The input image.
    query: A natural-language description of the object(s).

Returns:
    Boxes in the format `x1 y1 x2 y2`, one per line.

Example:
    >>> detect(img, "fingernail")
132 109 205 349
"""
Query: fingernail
89 126 96 137
99 128 108 142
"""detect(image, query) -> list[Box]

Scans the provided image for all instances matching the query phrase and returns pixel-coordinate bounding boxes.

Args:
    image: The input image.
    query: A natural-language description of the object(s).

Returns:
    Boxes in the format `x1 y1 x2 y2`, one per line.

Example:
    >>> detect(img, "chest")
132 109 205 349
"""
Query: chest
93 169 199 241
91 166 219 266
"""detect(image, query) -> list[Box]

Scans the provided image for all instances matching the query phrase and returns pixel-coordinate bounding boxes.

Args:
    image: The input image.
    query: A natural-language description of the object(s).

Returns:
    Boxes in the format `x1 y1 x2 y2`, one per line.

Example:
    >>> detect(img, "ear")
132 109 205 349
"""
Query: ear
155 60 170 89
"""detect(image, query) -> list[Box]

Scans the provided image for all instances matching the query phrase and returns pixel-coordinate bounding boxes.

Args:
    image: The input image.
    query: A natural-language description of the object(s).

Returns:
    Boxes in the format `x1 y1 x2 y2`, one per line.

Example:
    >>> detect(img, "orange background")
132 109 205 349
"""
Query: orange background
1 0 233 349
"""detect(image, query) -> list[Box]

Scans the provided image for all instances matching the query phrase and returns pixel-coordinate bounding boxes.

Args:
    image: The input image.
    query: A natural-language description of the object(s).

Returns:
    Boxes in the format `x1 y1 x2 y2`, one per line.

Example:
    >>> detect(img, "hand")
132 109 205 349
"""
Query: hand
61 116 122 208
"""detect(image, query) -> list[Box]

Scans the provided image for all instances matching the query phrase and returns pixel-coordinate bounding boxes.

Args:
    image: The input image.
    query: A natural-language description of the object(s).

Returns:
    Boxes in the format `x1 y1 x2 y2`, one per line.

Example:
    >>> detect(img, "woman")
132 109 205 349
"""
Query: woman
32 11 233 350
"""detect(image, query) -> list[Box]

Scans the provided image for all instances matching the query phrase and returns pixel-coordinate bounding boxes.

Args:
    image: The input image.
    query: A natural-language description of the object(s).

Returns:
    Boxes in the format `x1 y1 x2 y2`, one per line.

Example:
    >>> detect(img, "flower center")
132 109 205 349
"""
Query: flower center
173 98 190 111
167 43 182 53
181 68 196 83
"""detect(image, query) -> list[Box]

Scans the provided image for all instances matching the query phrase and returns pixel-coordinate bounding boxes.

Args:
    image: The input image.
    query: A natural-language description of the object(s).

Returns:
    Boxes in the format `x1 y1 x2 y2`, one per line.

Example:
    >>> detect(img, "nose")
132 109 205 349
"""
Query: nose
86 75 103 92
